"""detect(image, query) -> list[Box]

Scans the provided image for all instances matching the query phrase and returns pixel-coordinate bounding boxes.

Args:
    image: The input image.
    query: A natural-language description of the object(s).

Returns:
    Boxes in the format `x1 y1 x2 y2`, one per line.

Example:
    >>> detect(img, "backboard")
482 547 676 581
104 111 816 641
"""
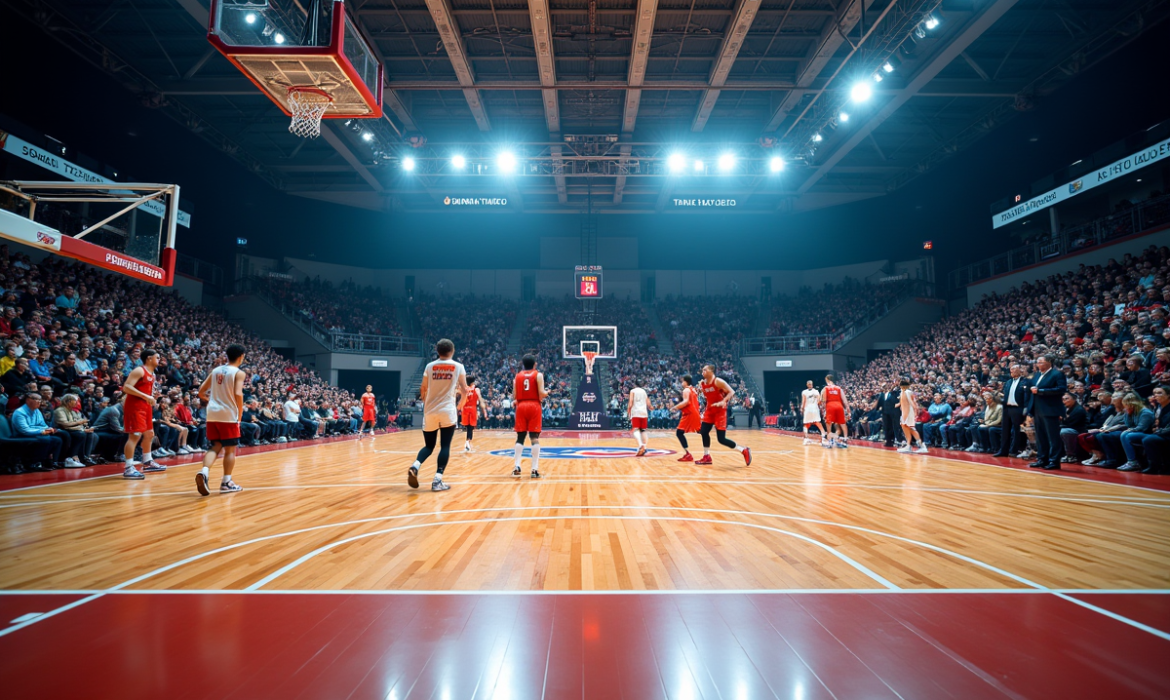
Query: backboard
563 326 618 359
0 180 180 286
207 0 383 124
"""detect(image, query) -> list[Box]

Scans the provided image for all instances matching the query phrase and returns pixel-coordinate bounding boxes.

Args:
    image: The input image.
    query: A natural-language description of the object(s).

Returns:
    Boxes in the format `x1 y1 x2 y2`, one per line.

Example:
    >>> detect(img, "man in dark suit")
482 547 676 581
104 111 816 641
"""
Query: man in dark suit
877 380 902 447
1029 355 1068 470
996 364 1031 457
745 394 765 429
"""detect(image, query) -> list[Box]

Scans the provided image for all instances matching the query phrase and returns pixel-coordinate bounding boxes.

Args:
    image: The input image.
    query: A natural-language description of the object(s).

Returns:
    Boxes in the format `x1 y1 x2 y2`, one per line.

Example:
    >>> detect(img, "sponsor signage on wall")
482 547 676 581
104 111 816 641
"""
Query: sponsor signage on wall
775 360 793 367
672 198 737 207
993 136 1170 228
0 130 192 227
443 196 508 206
370 359 389 368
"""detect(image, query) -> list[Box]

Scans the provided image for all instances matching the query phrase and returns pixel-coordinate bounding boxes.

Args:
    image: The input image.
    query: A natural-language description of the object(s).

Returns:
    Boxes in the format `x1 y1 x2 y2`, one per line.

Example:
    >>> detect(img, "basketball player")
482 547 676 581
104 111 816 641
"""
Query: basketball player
358 385 377 439
195 344 246 495
408 339 467 492
121 349 165 479
821 375 850 448
628 383 651 457
897 378 929 454
459 375 486 452
800 380 827 446
673 374 702 462
512 354 547 478
696 365 752 466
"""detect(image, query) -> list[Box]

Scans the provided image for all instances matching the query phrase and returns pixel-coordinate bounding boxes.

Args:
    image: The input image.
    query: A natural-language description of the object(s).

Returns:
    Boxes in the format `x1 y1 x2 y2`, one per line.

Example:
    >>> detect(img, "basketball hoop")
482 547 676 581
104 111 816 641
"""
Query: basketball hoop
582 351 598 376
287 87 334 139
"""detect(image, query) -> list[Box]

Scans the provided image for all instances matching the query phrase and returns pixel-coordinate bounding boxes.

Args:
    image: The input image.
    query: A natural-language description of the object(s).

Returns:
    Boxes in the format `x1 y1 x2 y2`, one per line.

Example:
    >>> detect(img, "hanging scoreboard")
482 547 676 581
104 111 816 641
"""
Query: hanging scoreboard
574 265 603 299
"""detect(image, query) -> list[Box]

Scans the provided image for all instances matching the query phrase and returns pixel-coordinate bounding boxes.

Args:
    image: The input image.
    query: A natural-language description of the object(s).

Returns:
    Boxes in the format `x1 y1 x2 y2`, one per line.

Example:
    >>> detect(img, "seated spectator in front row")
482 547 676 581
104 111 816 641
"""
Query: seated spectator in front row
11 392 63 471
1096 392 1155 470
52 393 100 467
92 397 130 462
1058 393 1089 463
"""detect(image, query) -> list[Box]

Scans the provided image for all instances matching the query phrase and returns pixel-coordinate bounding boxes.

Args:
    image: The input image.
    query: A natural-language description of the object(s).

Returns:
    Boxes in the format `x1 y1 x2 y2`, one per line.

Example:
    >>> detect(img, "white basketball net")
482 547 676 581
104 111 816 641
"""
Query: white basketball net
582 351 597 376
287 88 333 139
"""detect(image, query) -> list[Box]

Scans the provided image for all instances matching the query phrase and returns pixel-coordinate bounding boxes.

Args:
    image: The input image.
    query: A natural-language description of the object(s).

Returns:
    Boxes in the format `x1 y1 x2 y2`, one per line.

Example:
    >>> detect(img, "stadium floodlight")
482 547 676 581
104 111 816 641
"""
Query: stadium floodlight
361 131 374 142
872 72 883 83
769 156 784 173
693 159 705 173
497 151 517 173
717 153 736 172
838 111 850 123
667 153 686 173
850 81 873 103
813 132 823 143
883 61 895 73
451 154 466 169
402 157 415 172
245 12 257 24
274 32 285 44
925 14 940 29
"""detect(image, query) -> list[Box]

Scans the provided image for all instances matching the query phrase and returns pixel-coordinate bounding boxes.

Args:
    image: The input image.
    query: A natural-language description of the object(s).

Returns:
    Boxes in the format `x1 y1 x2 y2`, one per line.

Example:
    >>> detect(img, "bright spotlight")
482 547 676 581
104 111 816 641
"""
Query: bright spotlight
717 153 735 172
925 14 939 29
883 61 895 73
838 111 850 123
361 131 374 142
451 154 466 169
769 156 784 173
274 32 285 44
402 157 415 171
497 151 517 172
813 133 823 143
693 159 704 173
244 12 257 24
666 153 686 173
850 82 873 103
872 72 883 83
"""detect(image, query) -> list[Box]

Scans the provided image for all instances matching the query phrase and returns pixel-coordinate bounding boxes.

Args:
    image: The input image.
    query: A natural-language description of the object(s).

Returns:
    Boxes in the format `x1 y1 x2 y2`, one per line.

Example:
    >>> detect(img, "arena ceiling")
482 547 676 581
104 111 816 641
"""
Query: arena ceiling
6 0 1168 213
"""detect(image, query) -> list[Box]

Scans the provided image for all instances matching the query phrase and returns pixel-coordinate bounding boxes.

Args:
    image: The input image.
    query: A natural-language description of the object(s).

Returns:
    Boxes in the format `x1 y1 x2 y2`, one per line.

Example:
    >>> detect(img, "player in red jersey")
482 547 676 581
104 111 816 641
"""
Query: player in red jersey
459 375 487 452
121 348 165 478
358 385 377 440
821 374 851 448
672 374 702 462
696 365 751 466
512 354 548 478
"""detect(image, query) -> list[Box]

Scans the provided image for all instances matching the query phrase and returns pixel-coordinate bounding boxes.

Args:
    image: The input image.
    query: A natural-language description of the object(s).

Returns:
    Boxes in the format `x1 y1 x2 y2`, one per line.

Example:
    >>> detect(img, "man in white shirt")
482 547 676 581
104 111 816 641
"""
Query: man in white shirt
408 338 467 492
195 344 246 495
282 395 303 438
628 384 651 457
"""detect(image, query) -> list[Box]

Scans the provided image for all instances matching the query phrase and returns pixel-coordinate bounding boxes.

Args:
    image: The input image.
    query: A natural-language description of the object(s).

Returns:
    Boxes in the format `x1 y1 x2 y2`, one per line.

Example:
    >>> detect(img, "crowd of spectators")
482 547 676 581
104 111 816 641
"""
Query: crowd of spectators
765 278 909 349
0 246 387 474
256 276 402 336
771 244 1170 474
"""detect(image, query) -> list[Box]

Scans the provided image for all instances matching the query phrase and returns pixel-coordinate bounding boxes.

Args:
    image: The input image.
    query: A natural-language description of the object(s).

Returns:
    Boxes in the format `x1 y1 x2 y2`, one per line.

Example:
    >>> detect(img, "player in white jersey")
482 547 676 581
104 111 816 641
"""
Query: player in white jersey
628 384 652 457
897 378 928 453
800 380 827 445
409 338 468 492
195 344 247 496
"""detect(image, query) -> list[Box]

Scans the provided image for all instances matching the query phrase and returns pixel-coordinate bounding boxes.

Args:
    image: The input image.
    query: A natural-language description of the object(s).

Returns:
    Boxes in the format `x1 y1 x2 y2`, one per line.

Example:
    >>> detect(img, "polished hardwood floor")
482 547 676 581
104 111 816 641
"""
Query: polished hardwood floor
1 430 1168 594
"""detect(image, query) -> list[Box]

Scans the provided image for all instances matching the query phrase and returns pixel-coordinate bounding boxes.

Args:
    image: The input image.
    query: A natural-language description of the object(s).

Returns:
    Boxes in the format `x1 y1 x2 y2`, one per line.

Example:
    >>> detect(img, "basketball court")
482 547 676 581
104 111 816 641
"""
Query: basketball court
1 429 1167 698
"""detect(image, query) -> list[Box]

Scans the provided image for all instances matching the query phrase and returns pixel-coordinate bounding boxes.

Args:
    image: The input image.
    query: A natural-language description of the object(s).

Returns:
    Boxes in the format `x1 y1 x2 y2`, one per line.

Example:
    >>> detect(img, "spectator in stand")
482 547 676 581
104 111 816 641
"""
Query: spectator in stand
52 393 99 467
1097 392 1154 469
1058 393 1089 462
11 392 62 471
92 397 129 461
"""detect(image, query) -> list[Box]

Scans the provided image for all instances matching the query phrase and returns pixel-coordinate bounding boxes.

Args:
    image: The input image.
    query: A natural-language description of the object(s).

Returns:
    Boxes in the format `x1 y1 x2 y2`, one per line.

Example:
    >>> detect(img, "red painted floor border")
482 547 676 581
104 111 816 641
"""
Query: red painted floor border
0 429 401 492
0 591 1166 699
765 429 1170 492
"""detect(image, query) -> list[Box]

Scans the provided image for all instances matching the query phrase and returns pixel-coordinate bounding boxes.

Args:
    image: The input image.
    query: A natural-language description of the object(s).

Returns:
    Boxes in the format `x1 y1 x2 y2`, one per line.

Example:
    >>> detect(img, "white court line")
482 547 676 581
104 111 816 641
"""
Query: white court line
4 503 1169 641
764 430 1170 495
3 481 1167 511
243 515 899 591
3 588 1170 596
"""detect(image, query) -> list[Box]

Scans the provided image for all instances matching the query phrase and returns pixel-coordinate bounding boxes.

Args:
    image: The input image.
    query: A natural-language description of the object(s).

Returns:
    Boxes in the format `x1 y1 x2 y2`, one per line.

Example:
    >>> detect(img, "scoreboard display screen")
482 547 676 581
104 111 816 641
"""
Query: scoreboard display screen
574 266 603 299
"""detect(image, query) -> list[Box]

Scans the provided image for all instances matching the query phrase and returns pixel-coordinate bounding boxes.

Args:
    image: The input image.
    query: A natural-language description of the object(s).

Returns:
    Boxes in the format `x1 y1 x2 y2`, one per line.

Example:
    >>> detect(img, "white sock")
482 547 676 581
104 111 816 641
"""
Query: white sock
513 443 523 467
221 475 232 485
734 445 746 453
411 460 421 470
531 443 540 471
142 451 152 461
433 474 442 482
703 447 710 456
201 466 209 480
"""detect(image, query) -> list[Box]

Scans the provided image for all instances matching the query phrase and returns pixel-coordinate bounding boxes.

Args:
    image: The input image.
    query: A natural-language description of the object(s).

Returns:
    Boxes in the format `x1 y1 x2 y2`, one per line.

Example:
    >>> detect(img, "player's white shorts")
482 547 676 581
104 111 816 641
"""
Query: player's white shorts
900 414 917 427
424 409 458 432
803 406 821 423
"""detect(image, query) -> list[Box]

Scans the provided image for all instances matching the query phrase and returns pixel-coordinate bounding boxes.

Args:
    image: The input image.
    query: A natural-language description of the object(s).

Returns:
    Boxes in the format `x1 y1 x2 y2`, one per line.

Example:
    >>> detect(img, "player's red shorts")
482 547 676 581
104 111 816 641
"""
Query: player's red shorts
677 413 701 433
123 402 153 434
461 408 477 427
207 421 242 445
825 403 846 424
363 407 376 422
631 417 647 430
514 401 542 433
702 408 727 431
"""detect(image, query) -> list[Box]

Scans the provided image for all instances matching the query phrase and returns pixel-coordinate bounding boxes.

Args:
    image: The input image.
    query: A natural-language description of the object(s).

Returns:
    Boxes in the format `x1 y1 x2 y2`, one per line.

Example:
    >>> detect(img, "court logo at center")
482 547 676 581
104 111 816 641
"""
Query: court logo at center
488 446 676 459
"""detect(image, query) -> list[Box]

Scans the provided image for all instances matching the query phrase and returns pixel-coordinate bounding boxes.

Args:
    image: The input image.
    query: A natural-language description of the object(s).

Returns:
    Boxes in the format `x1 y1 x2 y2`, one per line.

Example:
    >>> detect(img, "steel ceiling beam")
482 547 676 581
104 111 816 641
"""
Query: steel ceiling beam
796 0 1020 195
321 125 385 193
691 0 762 132
622 0 659 135
763 0 876 132
528 0 566 202
424 0 491 131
